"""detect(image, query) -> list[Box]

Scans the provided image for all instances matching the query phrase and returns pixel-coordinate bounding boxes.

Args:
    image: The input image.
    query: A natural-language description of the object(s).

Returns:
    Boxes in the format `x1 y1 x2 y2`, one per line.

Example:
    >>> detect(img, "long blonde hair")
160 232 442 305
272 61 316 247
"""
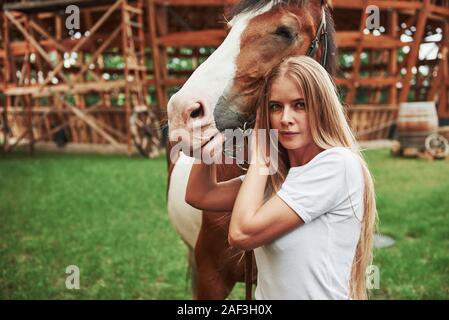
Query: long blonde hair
257 56 378 300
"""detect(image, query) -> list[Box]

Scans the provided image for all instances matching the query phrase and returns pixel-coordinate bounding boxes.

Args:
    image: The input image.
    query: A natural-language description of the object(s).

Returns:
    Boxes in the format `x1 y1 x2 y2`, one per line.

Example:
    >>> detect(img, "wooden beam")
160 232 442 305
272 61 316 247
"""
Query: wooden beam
3 0 117 13
121 0 132 156
35 106 127 144
3 80 134 96
2 12 10 151
388 9 398 106
4 11 70 83
29 18 69 53
346 1 369 104
38 0 124 91
336 32 403 49
157 30 226 47
431 5 449 18
336 76 400 87
332 0 422 11
55 95 121 148
153 0 237 5
24 17 34 154
73 26 122 83
148 0 165 118
399 0 431 102
437 23 449 118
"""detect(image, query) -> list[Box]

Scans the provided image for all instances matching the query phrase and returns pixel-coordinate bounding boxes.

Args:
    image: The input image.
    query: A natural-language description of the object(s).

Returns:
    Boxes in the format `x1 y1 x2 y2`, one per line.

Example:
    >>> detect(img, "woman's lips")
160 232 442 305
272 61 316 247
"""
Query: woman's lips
280 131 300 138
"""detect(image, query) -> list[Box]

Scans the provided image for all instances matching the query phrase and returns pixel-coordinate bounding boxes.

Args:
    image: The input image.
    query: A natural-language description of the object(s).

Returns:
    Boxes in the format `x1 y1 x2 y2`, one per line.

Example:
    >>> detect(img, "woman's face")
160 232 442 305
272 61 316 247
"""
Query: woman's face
268 75 314 150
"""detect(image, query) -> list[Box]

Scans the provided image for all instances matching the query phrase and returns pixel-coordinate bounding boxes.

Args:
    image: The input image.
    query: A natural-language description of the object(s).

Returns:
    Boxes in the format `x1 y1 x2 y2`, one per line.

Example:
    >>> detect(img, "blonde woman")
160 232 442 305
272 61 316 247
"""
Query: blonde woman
185 56 377 300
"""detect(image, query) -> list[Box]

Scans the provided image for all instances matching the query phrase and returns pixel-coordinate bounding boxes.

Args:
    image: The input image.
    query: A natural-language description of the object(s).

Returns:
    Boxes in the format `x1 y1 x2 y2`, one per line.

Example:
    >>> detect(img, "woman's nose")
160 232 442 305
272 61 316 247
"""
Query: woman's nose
280 108 294 125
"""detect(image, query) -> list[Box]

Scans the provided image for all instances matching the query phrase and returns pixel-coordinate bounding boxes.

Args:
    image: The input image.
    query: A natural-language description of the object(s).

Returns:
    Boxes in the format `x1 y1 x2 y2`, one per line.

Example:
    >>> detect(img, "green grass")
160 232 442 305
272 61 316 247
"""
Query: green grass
366 150 449 299
0 149 448 299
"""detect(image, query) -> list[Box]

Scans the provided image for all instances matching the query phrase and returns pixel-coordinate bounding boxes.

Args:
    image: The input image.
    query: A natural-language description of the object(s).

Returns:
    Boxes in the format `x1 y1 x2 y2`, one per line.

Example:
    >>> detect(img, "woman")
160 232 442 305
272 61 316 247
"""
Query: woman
185 56 377 300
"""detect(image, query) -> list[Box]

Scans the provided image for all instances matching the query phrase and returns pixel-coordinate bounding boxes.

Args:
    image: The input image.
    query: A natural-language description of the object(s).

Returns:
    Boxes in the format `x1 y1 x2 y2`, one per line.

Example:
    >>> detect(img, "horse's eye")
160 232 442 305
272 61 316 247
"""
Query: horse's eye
274 26 295 41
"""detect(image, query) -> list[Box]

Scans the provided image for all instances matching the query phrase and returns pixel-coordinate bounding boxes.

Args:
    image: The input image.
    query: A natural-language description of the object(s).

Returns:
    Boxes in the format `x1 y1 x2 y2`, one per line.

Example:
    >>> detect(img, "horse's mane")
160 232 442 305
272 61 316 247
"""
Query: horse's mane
230 0 337 76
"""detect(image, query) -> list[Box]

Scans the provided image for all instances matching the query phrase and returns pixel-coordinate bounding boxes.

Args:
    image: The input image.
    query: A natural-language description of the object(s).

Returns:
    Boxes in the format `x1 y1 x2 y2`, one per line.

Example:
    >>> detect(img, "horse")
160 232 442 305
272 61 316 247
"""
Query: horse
166 0 337 299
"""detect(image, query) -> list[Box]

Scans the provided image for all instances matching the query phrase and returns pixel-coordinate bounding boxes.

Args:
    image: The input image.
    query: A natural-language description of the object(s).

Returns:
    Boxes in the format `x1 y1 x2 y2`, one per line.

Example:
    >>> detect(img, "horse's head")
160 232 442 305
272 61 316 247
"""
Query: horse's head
168 0 336 154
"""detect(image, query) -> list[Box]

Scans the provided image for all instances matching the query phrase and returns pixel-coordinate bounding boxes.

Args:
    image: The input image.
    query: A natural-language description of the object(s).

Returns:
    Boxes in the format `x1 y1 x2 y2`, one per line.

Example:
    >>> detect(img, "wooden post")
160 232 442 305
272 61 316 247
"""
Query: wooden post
122 0 132 156
437 23 449 118
2 12 10 152
24 16 34 155
399 0 431 103
388 9 398 106
346 1 369 104
148 0 165 120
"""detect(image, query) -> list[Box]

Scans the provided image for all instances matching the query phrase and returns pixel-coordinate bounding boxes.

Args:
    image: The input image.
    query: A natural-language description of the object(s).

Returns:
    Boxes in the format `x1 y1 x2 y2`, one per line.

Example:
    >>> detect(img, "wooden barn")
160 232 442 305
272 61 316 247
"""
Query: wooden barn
1 0 448 156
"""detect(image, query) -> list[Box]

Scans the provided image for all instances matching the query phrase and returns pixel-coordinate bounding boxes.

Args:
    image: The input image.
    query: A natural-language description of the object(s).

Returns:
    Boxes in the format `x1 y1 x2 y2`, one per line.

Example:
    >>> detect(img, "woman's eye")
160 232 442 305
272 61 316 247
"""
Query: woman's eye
295 102 305 109
269 103 281 111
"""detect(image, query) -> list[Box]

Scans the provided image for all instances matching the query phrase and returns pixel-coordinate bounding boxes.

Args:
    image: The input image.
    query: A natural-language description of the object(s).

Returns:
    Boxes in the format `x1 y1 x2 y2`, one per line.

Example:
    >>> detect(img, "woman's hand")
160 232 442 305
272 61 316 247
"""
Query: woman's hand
200 130 224 164
249 109 271 174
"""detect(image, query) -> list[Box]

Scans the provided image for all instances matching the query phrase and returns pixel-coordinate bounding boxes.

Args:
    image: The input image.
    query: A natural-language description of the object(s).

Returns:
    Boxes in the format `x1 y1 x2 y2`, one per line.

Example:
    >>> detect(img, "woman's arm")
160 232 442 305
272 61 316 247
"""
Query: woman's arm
228 120 304 250
185 162 243 212
228 161 304 250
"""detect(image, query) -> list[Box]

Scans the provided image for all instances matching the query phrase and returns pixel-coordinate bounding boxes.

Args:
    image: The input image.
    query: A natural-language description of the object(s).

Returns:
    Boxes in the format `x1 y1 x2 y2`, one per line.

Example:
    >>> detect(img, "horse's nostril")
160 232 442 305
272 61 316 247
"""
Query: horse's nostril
190 105 204 119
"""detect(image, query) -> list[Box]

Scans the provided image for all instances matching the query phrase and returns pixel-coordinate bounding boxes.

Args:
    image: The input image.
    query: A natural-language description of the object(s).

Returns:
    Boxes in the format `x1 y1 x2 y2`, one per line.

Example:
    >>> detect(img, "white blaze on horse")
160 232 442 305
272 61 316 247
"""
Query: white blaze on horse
166 0 337 299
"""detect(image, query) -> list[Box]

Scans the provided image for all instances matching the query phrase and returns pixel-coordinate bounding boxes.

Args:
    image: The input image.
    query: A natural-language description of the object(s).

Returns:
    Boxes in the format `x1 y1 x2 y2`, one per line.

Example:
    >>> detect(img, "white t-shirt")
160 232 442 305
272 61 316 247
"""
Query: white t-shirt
239 147 365 300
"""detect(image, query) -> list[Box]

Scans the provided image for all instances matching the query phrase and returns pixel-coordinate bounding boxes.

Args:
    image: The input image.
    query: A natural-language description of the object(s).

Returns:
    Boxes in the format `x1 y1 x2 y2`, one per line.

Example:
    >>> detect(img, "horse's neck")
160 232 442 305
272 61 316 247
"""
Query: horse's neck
166 142 244 187
216 162 244 182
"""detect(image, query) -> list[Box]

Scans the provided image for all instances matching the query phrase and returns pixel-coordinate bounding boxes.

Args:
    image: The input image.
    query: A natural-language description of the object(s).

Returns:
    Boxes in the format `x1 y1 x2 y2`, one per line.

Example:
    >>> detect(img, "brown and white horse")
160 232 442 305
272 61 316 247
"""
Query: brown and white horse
166 0 337 299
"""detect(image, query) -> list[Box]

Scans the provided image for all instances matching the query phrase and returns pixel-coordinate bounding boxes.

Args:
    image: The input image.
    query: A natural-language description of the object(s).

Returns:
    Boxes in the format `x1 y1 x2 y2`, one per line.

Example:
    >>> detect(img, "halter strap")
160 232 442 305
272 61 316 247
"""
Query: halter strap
306 6 328 67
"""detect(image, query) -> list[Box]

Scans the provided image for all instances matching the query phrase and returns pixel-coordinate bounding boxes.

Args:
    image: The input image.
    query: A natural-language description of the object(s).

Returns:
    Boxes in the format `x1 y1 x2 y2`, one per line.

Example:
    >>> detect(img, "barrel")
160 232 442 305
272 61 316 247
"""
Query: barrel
397 102 438 149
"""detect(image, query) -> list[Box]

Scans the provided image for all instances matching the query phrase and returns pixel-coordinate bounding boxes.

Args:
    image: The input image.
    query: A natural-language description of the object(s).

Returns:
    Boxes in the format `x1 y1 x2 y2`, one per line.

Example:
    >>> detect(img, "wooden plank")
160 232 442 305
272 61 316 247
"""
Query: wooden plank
7 33 122 56
336 32 402 49
3 0 117 12
332 0 422 11
157 30 226 47
3 80 135 96
336 76 400 86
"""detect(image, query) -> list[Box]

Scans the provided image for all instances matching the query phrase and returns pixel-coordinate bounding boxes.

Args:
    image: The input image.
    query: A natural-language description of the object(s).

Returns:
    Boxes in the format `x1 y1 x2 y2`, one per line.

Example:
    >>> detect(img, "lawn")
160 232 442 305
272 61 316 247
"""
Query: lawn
0 149 448 299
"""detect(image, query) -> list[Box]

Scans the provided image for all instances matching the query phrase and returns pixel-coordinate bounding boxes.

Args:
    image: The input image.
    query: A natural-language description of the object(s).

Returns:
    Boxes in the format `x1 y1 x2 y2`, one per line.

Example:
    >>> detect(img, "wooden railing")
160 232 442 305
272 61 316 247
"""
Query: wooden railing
347 105 399 140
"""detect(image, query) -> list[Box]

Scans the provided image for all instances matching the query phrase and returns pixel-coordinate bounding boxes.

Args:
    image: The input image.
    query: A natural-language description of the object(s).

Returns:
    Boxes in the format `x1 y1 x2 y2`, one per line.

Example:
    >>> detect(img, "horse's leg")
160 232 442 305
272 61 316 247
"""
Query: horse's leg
187 246 199 299
195 266 236 300
194 212 246 300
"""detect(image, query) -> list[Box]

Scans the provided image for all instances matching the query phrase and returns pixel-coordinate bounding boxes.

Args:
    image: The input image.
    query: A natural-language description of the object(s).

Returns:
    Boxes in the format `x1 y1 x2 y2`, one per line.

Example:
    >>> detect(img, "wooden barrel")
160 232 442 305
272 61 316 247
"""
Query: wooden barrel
397 102 438 149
